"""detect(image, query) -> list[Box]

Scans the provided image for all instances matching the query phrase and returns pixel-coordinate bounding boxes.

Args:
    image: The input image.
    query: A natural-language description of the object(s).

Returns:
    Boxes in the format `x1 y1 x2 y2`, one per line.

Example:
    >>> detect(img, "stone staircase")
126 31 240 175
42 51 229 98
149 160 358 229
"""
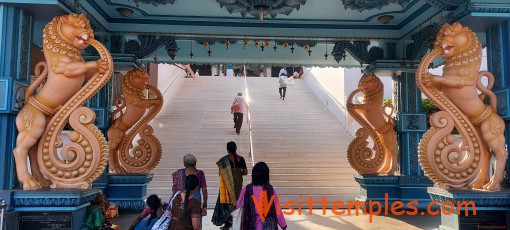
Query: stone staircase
148 76 358 208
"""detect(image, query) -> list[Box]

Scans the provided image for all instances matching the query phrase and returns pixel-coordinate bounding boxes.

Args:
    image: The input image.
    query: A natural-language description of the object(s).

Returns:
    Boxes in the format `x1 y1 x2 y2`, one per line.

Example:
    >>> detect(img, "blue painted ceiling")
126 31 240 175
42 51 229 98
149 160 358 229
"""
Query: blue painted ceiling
9 0 459 66
82 0 440 39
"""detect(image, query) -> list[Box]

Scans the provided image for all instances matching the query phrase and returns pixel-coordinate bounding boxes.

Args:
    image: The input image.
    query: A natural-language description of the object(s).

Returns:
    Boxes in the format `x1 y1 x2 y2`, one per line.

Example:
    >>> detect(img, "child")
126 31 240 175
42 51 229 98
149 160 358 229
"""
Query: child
86 192 115 230
128 194 164 230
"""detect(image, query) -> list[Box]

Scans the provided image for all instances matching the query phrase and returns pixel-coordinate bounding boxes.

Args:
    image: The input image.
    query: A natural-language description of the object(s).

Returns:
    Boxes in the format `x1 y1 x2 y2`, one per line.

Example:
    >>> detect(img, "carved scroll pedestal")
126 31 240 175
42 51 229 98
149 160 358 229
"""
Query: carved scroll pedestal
355 175 434 210
428 188 510 230
105 173 153 211
0 188 99 230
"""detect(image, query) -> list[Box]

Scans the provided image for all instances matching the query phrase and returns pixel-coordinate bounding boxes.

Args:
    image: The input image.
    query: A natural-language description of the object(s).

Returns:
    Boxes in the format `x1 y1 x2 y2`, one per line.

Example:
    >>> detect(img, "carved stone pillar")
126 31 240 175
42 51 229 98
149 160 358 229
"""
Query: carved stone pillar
487 20 510 187
0 5 32 190
393 72 433 207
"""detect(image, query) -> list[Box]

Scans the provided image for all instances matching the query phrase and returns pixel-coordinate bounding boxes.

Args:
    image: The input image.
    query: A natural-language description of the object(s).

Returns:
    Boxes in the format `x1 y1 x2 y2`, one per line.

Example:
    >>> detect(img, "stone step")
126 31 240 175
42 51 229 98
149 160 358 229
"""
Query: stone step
148 179 359 188
155 161 351 168
148 186 359 197
147 77 358 205
150 194 359 208
151 167 354 174
150 173 356 182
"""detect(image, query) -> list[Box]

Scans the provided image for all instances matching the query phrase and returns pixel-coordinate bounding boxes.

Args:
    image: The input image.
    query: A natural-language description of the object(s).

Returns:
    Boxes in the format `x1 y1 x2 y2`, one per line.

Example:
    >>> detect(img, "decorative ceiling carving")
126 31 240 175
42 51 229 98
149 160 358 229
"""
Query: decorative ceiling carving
125 35 179 60
331 41 384 64
135 0 178 6
426 0 467 11
405 24 440 60
341 0 412 12
215 0 307 19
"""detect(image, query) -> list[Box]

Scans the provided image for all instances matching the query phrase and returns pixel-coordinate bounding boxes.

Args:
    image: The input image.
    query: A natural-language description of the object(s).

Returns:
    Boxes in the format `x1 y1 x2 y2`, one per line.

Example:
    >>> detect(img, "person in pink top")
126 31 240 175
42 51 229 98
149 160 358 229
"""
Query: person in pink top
236 162 287 230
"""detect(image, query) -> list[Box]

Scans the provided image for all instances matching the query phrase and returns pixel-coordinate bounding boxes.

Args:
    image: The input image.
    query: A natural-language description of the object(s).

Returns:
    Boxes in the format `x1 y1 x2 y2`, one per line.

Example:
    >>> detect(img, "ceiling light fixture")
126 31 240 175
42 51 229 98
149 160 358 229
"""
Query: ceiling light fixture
377 15 394 25
189 39 193 59
307 37 312 56
290 37 295 53
207 36 212 56
116 7 134 17
324 38 329 60
261 37 265 51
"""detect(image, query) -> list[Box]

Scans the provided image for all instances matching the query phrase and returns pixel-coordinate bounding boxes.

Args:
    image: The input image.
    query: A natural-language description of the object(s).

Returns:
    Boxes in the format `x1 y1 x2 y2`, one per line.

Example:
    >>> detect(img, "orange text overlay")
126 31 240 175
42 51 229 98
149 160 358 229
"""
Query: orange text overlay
252 192 476 223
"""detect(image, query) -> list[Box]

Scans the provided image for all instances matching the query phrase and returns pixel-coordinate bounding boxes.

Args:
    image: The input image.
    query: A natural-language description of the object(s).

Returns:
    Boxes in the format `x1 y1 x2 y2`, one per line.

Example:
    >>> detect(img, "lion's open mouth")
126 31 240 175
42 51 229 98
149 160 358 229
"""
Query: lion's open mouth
76 34 89 45
442 44 454 54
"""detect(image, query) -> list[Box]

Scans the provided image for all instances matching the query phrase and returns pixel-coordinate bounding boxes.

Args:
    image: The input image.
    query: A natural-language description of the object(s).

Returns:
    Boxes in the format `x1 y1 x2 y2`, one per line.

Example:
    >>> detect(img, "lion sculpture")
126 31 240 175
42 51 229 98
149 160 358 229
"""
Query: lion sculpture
417 22 508 191
13 14 112 190
107 69 163 174
347 73 398 175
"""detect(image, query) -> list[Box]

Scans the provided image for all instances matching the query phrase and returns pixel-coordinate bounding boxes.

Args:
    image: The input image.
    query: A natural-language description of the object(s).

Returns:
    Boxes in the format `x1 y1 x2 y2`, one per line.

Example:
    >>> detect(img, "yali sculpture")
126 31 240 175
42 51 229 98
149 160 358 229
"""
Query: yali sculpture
417 23 508 191
347 73 398 175
107 69 163 174
13 14 112 190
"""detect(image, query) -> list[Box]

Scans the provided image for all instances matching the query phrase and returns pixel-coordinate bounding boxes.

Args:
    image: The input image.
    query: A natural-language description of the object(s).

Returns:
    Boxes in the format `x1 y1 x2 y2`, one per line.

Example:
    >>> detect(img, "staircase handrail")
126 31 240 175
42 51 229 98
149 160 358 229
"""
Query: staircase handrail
162 67 186 95
244 66 255 166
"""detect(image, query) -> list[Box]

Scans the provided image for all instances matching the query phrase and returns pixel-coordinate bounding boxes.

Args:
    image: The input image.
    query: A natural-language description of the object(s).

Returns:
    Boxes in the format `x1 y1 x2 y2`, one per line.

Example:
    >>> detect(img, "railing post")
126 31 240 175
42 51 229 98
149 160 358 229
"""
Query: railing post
0 198 5 230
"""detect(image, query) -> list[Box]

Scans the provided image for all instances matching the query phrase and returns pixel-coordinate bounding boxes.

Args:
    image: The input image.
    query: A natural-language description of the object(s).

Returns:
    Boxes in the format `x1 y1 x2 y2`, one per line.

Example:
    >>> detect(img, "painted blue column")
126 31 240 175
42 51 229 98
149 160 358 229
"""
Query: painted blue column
488 21 510 185
487 20 510 187
0 4 32 190
393 72 433 208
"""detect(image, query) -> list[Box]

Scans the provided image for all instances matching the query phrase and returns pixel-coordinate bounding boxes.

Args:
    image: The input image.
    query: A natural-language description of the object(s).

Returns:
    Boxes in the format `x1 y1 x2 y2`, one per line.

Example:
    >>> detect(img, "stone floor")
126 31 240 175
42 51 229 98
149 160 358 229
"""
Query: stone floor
111 209 441 230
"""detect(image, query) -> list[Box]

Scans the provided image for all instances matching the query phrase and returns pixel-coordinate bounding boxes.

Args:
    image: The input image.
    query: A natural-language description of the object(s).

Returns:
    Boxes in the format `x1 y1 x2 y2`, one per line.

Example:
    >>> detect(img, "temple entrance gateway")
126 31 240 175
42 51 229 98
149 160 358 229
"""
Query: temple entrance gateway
0 0 509 229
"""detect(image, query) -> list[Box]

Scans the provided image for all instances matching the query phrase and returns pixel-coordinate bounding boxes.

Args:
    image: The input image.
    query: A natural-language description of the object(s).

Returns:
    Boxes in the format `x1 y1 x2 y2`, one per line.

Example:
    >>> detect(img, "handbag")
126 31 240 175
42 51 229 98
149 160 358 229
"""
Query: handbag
231 203 243 230
231 103 240 112
151 192 181 230
231 185 246 230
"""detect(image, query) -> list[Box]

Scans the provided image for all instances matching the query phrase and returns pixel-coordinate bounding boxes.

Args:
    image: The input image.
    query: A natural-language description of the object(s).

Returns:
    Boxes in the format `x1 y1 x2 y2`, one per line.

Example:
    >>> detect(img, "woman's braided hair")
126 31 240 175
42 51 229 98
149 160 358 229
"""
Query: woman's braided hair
182 174 200 226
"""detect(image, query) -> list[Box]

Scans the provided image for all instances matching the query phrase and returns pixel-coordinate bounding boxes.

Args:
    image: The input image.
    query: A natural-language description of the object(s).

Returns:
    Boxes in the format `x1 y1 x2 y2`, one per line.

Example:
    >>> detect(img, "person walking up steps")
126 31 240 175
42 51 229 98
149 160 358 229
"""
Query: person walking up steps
231 93 248 135
278 70 288 101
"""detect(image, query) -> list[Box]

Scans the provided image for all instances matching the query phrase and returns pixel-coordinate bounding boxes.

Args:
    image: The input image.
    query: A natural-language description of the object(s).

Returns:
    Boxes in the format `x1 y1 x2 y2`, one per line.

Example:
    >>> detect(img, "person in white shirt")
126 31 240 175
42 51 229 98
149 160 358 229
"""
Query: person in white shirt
231 93 248 134
278 72 288 101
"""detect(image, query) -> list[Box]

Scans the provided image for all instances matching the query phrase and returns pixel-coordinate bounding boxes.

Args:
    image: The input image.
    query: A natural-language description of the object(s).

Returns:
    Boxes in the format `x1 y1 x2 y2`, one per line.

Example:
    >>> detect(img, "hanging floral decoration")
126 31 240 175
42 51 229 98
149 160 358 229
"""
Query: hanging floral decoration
244 40 249 48
284 42 289 49
203 42 209 48
265 40 270 47
254 40 260 48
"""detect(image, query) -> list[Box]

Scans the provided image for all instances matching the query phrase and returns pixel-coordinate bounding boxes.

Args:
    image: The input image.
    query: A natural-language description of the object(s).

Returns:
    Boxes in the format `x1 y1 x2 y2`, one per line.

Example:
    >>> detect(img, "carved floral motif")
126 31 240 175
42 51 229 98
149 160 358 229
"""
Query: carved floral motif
341 0 411 12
